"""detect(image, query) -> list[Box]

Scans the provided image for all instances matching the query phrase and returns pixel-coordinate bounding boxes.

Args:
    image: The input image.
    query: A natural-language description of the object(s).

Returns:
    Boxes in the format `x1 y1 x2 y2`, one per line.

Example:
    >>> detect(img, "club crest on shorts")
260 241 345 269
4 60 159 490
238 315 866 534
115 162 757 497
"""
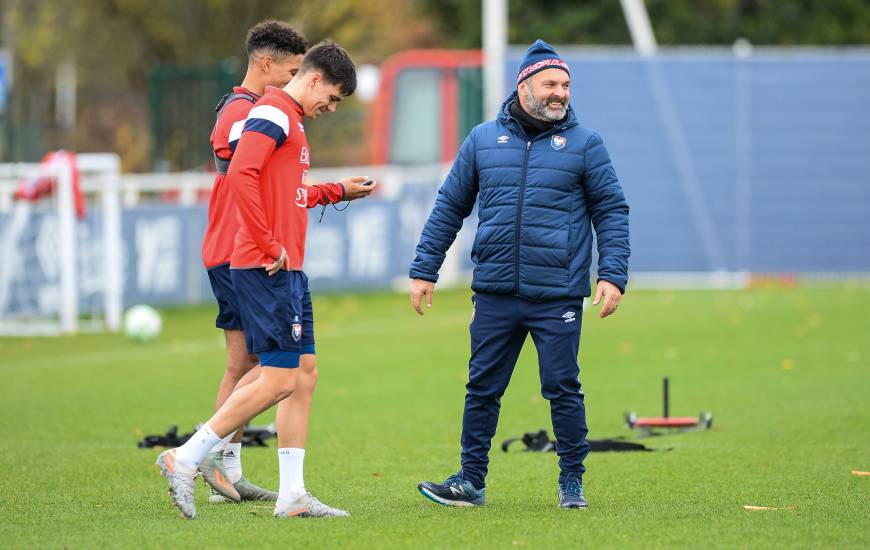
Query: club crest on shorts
291 316 302 342
551 135 567 150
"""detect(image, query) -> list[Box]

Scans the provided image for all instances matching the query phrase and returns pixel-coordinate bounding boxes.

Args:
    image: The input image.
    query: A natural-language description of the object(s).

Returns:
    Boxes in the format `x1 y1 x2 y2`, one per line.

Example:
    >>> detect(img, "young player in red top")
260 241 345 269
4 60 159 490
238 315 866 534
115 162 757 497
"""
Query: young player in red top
158 41 375 520
199 21 309 504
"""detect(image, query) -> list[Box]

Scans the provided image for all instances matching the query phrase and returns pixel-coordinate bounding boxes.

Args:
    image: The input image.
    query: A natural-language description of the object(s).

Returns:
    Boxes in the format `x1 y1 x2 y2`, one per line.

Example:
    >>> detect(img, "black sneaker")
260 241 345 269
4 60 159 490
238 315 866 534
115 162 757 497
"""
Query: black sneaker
558 475 587 509
417 473 485 507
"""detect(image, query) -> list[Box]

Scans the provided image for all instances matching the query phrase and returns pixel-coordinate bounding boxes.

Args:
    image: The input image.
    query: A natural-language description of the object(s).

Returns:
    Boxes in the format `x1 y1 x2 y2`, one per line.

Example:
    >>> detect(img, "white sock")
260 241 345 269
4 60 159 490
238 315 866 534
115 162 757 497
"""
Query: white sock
223 443 243 484
209 431 236 455
175 423 221 471
209 432 236 454
277 448 306 502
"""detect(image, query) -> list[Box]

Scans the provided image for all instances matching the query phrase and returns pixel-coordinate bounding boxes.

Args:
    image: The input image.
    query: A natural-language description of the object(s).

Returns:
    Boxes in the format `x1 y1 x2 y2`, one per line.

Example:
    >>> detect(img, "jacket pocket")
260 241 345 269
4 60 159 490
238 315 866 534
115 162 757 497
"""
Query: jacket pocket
471 225 493 265
565 220 572 269
471 230 482 264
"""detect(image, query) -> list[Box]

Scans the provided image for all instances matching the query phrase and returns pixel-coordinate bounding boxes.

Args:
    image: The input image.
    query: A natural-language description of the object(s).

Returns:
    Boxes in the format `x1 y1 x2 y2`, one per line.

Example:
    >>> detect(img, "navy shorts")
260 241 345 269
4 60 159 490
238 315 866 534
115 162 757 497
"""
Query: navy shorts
207 264 244 331
230 269 316 368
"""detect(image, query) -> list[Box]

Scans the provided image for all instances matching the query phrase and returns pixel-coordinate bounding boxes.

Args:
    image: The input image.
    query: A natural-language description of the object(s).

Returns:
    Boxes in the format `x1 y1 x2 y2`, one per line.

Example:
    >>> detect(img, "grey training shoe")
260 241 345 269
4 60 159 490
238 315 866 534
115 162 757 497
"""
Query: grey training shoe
156 448 197 519
198 452 241 503
209 476 278 503
235 476 278 501
274 492 350 518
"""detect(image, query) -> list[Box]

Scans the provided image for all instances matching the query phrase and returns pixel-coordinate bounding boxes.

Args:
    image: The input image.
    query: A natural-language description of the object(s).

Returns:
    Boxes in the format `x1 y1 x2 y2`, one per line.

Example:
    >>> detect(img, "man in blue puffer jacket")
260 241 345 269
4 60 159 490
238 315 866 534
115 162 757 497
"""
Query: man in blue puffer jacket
410 40 630 510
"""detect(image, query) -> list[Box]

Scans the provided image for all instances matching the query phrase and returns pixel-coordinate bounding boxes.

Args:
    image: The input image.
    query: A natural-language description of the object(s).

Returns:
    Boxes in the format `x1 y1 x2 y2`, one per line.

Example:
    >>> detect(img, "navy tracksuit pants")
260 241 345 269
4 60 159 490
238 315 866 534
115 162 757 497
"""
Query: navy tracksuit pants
460 292 589 489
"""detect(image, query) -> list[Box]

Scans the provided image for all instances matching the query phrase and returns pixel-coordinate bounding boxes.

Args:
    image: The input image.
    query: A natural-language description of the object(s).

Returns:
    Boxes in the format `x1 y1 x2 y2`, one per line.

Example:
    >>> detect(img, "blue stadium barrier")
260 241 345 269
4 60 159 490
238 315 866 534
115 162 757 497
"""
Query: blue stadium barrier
504 48 870 273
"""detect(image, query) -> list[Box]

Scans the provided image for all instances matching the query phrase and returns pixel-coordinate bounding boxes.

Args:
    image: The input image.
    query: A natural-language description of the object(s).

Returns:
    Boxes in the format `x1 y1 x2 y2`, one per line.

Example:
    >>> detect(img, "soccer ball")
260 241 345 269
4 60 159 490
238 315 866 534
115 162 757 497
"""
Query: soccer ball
124 305 162 342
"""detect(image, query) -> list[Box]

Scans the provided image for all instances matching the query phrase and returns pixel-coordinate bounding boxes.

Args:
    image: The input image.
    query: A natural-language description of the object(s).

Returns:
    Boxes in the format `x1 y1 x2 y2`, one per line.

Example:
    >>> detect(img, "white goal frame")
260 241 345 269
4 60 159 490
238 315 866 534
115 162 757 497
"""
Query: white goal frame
0 153 122 335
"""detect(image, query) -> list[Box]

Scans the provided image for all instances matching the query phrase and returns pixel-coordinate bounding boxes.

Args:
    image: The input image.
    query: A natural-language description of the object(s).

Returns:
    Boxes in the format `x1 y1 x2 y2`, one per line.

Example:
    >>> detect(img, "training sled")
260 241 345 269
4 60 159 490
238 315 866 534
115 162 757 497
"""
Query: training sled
625 377 712 434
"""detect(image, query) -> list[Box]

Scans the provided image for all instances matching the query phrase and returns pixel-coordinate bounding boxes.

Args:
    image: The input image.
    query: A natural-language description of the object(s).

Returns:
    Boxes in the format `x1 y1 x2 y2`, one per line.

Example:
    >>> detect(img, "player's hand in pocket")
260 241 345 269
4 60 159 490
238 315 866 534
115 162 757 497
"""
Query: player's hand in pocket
263 248 288 276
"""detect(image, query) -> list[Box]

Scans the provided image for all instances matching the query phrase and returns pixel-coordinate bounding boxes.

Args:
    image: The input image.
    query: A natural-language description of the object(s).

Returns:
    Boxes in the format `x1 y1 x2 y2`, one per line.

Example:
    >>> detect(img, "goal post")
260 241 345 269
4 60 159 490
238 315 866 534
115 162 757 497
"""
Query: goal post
79 153 123 333
0 152 122 336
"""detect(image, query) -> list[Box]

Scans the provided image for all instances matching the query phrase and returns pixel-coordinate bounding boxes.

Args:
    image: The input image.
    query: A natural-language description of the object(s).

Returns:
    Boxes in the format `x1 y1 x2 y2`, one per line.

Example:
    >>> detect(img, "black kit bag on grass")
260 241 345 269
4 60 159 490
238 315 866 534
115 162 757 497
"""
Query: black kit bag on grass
501 429 654 453
138 424 276 449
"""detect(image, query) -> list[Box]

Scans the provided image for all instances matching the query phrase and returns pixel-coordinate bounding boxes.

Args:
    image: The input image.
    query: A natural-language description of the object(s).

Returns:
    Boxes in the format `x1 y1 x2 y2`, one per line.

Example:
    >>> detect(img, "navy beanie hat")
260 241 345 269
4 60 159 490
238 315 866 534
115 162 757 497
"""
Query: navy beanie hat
516 39 569 85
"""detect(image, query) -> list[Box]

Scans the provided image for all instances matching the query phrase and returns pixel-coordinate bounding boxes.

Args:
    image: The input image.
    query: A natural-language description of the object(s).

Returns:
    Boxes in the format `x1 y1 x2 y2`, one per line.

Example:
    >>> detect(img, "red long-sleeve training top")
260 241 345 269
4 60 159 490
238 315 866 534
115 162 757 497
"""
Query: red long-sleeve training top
227 87 344 270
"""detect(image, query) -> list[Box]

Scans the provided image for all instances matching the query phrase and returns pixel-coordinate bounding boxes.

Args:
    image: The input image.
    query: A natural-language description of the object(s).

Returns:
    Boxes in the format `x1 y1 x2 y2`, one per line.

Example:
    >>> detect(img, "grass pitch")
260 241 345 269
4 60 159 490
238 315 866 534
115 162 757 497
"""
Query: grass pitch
1 285 869 548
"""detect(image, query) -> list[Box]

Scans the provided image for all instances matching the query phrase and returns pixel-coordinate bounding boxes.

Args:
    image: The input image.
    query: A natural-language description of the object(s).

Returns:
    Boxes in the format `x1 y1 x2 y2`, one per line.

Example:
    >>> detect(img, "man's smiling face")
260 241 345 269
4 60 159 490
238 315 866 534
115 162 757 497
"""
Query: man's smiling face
519 68 570 122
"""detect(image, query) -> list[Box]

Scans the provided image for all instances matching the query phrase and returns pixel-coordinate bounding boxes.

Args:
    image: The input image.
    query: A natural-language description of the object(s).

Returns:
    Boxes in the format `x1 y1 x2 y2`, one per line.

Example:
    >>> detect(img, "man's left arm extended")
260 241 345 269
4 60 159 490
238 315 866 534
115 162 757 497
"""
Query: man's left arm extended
583 133 630 317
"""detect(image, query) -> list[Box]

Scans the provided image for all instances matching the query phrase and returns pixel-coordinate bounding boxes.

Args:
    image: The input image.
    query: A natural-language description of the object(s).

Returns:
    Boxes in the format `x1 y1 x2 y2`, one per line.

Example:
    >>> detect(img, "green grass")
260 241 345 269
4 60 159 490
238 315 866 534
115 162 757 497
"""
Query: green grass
1 285 869 548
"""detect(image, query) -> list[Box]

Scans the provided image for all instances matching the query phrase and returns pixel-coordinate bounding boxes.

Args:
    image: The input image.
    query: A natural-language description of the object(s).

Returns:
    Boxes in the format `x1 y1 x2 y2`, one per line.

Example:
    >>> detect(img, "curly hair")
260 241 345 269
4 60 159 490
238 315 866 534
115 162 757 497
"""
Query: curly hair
298 40 357 96
245 20 308 59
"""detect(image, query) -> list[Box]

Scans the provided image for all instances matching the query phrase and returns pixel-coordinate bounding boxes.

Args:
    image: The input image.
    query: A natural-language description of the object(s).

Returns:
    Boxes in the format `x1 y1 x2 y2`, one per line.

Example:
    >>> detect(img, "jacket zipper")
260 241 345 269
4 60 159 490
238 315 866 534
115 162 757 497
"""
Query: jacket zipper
513 139 532 294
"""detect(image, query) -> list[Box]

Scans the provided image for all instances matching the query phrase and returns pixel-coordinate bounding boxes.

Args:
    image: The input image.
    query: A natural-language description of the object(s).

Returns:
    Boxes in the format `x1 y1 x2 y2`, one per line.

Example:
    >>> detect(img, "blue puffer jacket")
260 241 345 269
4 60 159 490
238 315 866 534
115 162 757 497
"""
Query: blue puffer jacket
409 92 630 300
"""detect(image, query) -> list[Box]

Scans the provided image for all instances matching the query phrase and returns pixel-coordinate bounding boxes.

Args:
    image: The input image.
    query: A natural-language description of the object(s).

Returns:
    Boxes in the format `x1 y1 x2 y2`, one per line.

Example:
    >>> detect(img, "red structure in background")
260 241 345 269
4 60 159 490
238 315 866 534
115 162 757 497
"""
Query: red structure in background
370 50 483 165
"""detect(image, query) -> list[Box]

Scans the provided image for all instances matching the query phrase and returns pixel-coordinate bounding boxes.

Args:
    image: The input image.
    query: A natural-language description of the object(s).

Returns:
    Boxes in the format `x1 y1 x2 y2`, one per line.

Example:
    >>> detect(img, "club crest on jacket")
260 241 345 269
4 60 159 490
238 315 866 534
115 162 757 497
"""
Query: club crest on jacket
551 135 567 150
